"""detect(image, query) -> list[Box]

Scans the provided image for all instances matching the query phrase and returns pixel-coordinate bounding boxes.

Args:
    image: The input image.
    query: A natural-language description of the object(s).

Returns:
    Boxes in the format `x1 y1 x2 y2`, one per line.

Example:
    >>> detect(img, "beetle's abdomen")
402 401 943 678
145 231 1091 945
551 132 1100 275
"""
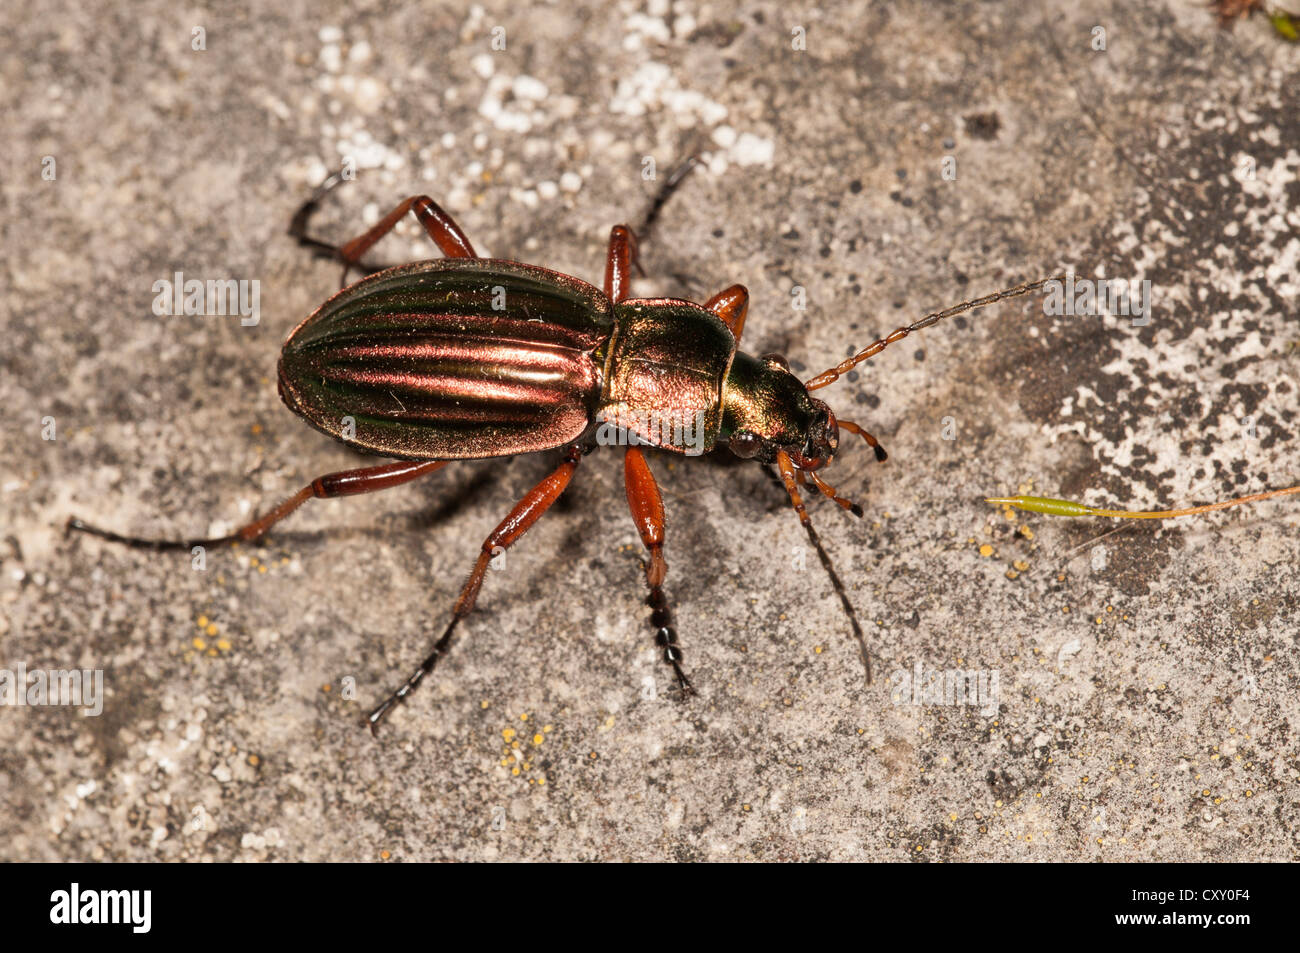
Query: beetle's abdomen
279 259 613 460
600 300 737 455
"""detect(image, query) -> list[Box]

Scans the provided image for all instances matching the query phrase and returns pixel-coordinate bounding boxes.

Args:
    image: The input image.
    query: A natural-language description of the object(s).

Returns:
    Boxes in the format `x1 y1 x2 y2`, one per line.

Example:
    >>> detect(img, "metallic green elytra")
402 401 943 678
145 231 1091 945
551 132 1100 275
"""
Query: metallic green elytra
279 259 614 460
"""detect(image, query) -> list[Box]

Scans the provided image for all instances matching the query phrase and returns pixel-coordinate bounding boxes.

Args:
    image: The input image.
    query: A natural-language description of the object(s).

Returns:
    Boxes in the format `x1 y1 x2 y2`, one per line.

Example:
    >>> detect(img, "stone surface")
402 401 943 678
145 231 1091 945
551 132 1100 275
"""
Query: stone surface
2 0 1297 861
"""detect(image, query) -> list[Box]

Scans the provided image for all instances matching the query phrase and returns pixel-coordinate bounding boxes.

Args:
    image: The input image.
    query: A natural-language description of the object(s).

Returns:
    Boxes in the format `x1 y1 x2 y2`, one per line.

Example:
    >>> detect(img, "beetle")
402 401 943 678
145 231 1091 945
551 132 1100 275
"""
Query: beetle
65 164 1075 732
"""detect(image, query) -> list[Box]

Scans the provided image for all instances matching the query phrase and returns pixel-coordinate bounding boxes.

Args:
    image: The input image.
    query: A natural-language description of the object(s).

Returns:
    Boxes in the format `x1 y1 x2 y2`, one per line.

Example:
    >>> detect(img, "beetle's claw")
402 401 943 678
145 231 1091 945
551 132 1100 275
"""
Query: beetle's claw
672 668 695 699
367 696 400 735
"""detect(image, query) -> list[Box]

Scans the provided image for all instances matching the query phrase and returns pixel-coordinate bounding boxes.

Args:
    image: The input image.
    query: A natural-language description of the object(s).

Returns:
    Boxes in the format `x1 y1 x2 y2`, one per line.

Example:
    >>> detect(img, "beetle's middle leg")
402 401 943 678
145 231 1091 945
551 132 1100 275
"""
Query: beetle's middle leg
367 445 584 732
602 156 702 298
623 445 693 697
604 225 639 302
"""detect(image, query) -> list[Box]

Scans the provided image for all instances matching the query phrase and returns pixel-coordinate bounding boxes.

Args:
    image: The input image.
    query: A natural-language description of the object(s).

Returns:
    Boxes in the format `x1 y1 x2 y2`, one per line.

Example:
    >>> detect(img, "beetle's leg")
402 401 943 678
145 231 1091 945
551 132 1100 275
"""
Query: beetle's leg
289 171 355 261
773 454 872 684
837 418 888 462
624 445 693 697
66 460 447 550
367 445 583 732
604 225 639 302
291 183 479 288
602 156 700 296
704 284 749 342
638 154 700 245
289 172 399 278
340 195 477 263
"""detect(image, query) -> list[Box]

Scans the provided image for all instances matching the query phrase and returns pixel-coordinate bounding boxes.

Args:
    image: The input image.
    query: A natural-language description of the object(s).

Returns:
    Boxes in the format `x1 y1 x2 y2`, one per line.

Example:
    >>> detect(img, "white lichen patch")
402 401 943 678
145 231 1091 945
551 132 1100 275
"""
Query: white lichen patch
1036 118 1300 509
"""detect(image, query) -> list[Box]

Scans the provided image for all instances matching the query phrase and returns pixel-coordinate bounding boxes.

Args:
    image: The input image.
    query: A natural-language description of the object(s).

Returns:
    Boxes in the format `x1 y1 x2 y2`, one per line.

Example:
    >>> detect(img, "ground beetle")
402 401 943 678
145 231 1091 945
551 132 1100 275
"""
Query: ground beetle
75 162 1285 732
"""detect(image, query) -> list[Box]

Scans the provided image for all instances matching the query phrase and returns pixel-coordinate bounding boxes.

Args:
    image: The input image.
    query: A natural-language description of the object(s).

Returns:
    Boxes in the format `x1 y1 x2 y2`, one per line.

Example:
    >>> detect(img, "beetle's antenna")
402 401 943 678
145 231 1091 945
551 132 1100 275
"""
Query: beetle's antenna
987 482 1300 519
805 273 1066 390
772 453 872 685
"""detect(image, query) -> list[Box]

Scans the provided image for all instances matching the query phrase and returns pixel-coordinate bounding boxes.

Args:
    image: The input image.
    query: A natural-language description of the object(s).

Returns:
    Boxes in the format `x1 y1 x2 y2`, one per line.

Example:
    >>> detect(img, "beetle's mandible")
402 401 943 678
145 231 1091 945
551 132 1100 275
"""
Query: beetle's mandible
67 163 1059 732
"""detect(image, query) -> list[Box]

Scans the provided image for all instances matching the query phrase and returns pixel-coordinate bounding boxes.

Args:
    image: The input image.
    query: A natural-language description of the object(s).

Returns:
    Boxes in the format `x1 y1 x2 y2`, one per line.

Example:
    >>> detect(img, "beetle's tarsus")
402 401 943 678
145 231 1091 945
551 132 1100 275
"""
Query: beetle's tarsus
366 698 398 735
367 667 428 734
288 168 396 277
368 614 463 734
64 516 201 551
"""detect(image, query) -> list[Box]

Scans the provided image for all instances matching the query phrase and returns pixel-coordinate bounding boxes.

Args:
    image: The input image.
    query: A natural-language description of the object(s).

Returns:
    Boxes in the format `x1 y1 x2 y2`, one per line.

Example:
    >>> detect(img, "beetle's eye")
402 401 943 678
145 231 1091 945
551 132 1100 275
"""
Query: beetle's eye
761 353 790 372
729 430 764 459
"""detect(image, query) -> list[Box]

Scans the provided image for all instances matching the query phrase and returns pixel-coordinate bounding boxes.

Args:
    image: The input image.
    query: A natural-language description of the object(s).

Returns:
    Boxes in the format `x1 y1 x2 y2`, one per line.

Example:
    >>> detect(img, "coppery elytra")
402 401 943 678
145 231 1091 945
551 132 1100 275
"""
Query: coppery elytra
64 161 1126 733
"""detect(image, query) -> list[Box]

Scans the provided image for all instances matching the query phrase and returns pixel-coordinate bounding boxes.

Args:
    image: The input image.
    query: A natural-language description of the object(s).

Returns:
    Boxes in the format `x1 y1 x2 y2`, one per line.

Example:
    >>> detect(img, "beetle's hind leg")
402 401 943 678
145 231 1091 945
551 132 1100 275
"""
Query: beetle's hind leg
367 445 584 733
623 446 693 698
289 171 479 288
288 172 393 280
288 171 355 262
67 460 447 550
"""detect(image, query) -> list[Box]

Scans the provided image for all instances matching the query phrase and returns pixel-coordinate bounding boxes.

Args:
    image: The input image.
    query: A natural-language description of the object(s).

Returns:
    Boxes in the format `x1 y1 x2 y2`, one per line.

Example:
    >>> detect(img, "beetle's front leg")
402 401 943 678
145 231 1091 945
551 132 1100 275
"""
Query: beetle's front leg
704 284 749 342
623 445 693 697
367 445 584 732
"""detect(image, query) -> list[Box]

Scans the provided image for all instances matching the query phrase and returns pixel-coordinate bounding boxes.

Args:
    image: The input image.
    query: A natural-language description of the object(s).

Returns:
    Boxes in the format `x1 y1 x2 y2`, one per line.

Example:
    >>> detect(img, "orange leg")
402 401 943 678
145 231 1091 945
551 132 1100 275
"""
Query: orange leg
67 460 448 550
838 419 888 462
289 172 479 287
624 445 692 695
368 446 584 731
704 284 749 342
603 225 639 302
336 195 477 286
603 156 701 302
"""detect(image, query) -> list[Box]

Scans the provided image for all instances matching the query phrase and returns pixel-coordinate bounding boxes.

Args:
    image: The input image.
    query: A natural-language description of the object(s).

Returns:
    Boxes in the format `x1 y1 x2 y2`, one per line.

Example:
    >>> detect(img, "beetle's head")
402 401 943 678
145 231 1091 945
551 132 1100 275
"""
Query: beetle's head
720 352 845 471
721 348 890 521
789 402 839 471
